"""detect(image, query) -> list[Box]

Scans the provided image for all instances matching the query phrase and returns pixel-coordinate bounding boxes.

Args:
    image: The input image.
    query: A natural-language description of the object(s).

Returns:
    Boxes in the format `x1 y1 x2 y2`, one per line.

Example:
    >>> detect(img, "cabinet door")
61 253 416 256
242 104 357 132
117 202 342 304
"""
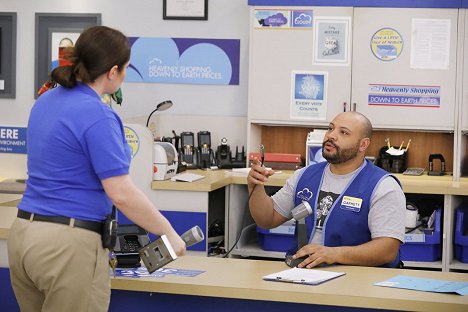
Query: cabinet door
351 8 458 131
248 6 353 126
461 10 468 131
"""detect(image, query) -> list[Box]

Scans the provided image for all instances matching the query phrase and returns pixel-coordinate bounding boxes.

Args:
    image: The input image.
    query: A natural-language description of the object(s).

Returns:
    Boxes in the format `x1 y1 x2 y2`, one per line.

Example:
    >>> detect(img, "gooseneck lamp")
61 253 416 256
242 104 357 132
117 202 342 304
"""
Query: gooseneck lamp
145 100 174 127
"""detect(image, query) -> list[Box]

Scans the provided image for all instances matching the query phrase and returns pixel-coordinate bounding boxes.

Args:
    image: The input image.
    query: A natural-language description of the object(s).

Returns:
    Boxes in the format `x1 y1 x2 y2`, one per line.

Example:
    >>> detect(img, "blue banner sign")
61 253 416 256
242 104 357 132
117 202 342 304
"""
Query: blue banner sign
0 126 27 154
126 37 240 85
368 84 440 107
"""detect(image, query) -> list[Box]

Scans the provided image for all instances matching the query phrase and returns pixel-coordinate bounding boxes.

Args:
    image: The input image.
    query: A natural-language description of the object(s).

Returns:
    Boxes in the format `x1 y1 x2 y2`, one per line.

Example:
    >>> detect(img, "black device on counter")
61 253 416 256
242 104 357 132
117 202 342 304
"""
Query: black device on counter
428 153 446 176
113 224 150 268
197 131 215 169
215 138 246 169
180 131 197 169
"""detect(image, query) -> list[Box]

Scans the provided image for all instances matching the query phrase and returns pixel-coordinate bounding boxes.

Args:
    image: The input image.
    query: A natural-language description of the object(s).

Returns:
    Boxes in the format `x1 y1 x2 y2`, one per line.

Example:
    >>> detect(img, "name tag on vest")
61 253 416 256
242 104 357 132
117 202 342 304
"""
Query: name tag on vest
340 196 362 212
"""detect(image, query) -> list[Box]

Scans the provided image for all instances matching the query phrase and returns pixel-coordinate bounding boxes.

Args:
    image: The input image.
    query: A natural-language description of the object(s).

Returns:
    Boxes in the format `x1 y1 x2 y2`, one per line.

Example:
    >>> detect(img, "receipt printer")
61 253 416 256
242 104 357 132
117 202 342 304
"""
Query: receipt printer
153 142 178 180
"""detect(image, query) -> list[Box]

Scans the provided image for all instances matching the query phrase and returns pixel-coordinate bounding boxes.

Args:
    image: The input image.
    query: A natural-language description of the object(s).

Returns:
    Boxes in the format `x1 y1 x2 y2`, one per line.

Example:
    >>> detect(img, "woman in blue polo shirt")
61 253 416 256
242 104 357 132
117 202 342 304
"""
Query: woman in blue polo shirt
7 26 186 312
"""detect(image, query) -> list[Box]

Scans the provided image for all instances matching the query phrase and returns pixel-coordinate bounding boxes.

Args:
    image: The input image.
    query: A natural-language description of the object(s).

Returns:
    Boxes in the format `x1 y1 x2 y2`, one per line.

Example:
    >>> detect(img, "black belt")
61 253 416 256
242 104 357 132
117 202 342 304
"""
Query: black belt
17 209 103 235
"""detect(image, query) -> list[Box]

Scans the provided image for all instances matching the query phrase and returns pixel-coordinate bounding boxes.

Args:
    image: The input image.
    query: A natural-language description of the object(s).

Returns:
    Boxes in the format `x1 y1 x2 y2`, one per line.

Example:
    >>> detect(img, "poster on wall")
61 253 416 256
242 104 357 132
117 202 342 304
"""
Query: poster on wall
291 71 328 120
313 17 351 66
370 28 403 61
253 9 313 29
50 31 80 71
125 37 240 85
410 19 450 70
368 84 440 108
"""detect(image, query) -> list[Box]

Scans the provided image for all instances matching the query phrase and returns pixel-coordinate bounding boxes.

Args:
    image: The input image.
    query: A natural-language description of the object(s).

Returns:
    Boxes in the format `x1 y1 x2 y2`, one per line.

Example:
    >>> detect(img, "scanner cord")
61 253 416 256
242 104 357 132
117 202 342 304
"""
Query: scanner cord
223 184 257 258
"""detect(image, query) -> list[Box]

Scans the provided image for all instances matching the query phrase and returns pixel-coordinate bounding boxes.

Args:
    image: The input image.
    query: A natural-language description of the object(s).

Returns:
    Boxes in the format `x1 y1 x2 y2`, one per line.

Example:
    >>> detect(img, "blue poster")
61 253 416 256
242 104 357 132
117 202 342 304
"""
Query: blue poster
126 37 240 85
291 71 328 121
0 126 27 154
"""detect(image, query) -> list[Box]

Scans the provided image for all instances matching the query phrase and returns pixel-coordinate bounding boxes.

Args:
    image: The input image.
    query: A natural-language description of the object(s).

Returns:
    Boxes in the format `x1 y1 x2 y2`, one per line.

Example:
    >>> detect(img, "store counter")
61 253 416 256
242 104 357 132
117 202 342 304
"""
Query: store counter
110 256 468 312
152 169 468 195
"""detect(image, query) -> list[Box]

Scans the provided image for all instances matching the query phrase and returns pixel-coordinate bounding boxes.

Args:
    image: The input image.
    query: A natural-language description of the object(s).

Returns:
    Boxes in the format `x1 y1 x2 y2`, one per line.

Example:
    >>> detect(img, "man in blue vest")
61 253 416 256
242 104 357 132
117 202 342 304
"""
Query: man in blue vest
248 112 405 268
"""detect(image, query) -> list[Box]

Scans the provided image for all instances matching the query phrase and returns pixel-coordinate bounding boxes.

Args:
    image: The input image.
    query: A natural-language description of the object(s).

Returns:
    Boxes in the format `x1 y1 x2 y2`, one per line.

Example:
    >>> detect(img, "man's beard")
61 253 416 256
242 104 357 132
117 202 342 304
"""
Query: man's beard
322 140 360 164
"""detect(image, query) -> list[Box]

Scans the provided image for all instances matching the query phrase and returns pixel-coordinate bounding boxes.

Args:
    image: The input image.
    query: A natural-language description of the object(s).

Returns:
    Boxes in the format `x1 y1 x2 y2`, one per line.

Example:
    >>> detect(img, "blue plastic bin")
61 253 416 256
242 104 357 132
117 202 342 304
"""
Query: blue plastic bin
400 209 442 262
257 221 295 252
455 206 468 263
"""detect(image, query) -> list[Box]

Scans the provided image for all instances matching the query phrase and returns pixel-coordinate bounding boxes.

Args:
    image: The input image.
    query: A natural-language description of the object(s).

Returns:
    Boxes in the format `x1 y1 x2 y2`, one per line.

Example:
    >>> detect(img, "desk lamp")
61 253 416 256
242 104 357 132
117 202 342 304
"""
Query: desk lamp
145 100 174 127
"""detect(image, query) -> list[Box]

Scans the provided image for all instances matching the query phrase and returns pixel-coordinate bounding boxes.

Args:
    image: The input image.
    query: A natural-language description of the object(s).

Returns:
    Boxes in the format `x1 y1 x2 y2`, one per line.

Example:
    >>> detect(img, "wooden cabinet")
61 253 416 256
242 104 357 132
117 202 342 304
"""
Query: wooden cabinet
249 7 459 131
248 6 353 127
248 5 465 177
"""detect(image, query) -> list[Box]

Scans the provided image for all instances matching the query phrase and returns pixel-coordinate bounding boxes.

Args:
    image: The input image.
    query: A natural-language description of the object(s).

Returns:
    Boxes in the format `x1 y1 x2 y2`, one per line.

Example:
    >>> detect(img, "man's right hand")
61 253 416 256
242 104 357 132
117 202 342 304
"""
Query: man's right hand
247 158 275 187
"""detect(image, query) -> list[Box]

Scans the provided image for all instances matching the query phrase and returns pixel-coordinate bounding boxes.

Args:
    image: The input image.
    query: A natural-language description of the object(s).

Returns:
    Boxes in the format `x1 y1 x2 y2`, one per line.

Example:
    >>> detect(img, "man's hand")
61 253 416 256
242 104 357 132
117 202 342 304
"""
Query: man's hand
247 158 275 187
293 244 340 268
292 237 401 268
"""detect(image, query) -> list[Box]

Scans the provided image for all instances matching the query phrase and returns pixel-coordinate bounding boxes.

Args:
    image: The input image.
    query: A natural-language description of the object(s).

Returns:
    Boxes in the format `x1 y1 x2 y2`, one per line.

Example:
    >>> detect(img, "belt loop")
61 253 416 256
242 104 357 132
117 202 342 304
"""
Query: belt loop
69 218 75 228
29 213 34 222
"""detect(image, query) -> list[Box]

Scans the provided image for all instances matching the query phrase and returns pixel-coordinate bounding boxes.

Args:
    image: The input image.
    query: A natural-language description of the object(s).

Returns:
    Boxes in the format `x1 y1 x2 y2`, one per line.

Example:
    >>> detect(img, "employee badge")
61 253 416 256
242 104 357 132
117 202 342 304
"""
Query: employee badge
340 196 362 212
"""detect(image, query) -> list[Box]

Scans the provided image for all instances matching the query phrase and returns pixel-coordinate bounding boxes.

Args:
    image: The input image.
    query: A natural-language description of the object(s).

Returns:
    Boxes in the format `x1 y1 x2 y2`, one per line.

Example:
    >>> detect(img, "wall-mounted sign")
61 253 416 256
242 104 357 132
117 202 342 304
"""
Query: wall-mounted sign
126 37 240 85
253 10 313 29
368 84 440 108
0 126 27 154
124 126 140 158
410 19 450 70
291 71 328 120
370 28 403 61
313 16 351 66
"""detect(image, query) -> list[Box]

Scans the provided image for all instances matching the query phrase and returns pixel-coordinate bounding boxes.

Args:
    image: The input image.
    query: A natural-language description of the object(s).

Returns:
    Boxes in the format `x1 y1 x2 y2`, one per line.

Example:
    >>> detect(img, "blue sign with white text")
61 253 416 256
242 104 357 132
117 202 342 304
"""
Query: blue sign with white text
0 127 27 154
126 37 240 85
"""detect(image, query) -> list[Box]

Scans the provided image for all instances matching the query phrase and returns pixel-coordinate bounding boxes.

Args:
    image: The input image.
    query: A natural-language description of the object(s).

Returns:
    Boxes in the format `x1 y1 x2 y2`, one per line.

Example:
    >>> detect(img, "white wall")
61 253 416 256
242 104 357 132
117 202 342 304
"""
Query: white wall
0 0 250 177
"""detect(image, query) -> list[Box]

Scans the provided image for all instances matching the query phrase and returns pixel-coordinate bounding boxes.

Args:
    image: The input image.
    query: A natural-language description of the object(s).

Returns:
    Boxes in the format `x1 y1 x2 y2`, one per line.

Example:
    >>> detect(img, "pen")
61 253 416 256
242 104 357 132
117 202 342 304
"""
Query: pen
398 140 404 150
405 139 411 151
385 138 390 149
259 144 265 166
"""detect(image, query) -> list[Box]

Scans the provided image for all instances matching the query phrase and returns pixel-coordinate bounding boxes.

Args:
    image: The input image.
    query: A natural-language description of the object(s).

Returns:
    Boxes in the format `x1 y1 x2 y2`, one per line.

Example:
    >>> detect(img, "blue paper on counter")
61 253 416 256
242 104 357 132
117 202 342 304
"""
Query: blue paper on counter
113 267 205 278
374 275 468 296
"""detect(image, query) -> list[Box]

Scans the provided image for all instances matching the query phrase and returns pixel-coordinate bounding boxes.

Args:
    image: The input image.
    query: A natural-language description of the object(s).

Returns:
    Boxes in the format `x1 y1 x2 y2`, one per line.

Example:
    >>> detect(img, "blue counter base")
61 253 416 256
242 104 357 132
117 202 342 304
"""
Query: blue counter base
1 267 398 312
109 289 396 312
0 268 19 312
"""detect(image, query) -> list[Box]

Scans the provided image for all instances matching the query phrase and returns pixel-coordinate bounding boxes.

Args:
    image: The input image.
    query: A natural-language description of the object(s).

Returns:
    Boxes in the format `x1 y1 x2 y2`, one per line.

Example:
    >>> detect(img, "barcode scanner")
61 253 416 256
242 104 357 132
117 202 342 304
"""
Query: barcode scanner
285 201 313 268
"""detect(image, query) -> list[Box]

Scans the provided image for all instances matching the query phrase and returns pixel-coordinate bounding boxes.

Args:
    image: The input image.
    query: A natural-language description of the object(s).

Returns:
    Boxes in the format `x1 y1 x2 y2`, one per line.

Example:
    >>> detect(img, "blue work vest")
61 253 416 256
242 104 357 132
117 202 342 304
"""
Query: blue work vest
291 159 401 268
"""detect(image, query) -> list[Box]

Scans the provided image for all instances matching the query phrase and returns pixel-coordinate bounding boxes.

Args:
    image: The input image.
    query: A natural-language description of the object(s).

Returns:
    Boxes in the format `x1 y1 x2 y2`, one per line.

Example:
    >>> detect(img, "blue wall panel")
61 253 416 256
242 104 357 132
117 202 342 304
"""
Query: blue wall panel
118 210 207 251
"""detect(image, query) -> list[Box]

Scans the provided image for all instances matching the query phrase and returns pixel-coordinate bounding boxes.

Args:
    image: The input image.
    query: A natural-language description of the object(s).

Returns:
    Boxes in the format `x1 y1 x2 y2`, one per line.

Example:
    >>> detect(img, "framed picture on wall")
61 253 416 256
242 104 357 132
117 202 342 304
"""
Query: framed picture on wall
163 0 208 20
313 16 352 66
47 28 81 72
0 13 17 98
0 27 2 74
34 13 101 98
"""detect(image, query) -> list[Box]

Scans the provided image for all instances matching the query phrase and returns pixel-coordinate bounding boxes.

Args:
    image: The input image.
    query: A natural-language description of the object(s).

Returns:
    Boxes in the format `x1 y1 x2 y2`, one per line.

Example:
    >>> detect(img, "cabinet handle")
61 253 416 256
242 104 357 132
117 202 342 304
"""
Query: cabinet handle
353 102 357 111
343 102 347 112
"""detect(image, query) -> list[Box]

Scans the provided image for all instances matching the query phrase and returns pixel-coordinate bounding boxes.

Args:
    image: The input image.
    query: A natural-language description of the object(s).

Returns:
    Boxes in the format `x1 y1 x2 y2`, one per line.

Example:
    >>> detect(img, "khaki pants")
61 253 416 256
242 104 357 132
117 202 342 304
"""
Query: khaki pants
7 218 110 312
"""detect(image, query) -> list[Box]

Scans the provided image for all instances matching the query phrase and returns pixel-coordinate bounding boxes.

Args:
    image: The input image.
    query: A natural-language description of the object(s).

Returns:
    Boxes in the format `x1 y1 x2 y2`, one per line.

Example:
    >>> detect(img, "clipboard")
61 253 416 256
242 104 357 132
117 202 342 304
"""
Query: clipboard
263 267 345 285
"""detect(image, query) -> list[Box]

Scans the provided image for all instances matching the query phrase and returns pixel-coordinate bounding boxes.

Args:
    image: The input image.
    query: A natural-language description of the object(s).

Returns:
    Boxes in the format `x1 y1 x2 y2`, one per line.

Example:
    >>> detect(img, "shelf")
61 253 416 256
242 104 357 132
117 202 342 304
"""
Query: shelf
448 260 468 271
402 260 443 270
230 244 286 259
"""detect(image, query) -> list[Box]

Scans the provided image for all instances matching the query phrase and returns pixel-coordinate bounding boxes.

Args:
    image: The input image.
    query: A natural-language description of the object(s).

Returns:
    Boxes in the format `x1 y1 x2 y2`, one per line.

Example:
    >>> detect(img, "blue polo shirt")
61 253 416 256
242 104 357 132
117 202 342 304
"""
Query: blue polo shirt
18 83 131 222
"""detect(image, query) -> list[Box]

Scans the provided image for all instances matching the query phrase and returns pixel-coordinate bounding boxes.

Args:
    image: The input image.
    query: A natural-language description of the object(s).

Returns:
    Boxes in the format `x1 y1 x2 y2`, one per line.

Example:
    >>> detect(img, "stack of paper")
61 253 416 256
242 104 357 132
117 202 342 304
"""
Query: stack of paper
263 267 345 285
170 173 205 182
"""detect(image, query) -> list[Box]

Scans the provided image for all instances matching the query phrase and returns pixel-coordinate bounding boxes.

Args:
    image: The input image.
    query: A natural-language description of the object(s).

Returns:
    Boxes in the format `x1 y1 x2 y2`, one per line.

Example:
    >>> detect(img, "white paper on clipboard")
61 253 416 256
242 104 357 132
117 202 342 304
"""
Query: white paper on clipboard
263 267 345 285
